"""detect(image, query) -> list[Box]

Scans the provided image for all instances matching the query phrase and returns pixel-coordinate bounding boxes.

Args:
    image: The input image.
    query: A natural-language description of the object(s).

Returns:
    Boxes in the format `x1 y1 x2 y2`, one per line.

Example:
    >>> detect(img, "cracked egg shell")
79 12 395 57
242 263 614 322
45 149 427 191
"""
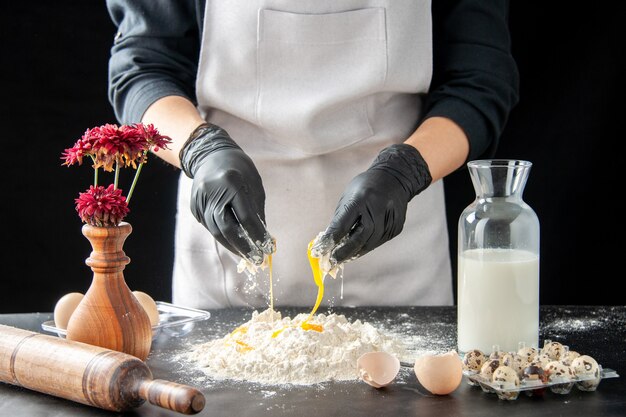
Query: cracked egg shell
357 351 400 388
414 350 463 395
522 364 547 383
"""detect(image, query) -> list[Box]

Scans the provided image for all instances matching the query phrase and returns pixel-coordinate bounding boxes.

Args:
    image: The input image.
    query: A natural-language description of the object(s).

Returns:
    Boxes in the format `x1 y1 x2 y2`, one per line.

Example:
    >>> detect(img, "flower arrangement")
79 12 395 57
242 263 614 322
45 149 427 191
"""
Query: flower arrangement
62 123 171 227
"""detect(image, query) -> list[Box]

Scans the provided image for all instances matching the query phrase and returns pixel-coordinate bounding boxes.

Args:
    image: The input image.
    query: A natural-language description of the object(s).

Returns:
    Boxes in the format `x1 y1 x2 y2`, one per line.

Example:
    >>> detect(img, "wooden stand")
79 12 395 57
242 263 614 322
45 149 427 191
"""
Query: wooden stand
66 222 152 360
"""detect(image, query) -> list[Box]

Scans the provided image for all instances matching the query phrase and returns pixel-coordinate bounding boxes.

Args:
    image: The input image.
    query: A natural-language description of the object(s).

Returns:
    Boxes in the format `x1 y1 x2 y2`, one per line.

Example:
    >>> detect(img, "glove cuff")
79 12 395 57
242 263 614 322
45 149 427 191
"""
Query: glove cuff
370 144 433 199
179 122 240 178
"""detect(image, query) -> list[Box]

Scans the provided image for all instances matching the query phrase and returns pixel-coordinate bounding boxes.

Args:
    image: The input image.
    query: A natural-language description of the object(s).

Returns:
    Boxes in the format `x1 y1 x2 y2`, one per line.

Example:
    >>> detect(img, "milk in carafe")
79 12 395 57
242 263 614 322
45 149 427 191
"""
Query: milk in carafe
457 248 539 354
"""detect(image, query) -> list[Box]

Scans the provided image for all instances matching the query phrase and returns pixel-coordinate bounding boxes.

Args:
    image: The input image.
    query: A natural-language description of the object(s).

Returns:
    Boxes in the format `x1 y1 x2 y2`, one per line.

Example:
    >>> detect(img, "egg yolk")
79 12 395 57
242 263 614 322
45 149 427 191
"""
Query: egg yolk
300 240 324 332
233 240 325 346
225 325 254 352
272 240 325 338
268 254 274 312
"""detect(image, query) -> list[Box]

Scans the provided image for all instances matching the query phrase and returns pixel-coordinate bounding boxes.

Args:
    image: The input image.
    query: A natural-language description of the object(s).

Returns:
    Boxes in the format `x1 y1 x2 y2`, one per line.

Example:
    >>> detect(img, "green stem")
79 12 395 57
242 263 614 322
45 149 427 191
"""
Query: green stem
114 160 120 190
91 155 98 187
126 152 146 204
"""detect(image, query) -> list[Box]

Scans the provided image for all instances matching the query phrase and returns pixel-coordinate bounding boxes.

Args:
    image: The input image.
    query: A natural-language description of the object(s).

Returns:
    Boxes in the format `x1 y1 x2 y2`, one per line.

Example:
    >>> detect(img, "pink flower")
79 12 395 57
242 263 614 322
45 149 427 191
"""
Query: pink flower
75 185 130 227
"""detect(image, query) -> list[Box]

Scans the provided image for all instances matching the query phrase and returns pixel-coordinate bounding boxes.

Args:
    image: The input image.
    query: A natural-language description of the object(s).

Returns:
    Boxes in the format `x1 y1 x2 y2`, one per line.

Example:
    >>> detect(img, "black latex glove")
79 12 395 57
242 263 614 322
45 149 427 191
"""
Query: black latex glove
312 144 432 265
180 123 274 264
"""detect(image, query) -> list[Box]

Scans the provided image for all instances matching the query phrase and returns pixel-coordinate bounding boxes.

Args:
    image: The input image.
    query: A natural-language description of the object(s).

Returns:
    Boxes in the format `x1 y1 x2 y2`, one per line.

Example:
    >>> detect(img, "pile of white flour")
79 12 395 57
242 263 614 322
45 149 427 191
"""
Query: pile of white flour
187 309 406 385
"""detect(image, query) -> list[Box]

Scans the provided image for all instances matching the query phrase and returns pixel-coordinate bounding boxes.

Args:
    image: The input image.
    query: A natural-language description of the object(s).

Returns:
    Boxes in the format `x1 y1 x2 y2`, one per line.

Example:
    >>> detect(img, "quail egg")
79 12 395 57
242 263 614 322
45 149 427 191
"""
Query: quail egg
479 358 501 380
502 352 526 377
489 348 506 361
542 341 566 361
517 346 538 364
545 360 575 394
570 355 601 391
560 349 581 366
462 349 486 372
535 352 553 369
492 365 520 400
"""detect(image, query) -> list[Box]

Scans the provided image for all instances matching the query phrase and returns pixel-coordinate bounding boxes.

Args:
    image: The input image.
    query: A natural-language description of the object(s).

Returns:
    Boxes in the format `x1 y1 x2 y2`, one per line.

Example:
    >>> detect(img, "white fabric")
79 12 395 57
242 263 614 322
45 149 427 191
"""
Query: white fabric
172 0 453 308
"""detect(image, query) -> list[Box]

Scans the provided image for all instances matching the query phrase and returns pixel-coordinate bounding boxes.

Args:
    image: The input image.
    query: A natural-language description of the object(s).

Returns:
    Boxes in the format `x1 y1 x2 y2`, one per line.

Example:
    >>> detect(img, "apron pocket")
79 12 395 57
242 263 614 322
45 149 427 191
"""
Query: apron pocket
256 8 387 155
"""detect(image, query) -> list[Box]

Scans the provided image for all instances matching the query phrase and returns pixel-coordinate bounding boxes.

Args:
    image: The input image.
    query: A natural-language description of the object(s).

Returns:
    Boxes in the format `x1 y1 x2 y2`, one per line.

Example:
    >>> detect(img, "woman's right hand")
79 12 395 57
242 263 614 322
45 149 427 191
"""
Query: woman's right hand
180 123 275 264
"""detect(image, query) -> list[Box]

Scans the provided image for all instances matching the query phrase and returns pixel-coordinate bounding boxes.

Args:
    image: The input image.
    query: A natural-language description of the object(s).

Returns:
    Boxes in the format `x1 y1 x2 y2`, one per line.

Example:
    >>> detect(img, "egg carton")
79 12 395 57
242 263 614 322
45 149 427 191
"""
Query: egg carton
463 366 619 400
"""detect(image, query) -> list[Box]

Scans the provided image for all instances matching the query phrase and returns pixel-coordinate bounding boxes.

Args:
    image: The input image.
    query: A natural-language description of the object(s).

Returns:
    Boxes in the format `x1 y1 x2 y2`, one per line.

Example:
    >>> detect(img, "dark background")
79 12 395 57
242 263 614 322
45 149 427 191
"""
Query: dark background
1 2 622 313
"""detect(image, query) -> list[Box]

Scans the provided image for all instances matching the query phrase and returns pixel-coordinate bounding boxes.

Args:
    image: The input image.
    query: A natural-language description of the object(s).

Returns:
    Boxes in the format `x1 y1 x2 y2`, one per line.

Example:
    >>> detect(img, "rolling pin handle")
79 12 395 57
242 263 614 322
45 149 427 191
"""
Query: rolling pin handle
137 379 206 415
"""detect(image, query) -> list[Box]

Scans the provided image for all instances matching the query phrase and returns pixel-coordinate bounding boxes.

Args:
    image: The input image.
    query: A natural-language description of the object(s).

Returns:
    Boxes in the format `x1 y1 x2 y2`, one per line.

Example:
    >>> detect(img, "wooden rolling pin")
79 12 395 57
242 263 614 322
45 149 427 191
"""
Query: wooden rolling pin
0 324 205 414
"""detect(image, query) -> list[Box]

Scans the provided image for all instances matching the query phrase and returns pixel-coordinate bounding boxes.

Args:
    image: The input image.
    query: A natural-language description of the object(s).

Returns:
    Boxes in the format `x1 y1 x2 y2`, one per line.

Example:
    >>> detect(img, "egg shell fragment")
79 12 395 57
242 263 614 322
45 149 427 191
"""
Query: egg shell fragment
357 351 400 388
414 350 463 395
522 363 547 383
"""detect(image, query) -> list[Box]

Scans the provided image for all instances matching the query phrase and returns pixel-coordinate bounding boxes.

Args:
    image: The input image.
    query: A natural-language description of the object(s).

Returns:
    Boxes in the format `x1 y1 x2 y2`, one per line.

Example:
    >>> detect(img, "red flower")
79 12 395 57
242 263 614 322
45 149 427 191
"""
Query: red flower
63 123 171 225
62 123 171 171
75 185 130 227
131 123 171 152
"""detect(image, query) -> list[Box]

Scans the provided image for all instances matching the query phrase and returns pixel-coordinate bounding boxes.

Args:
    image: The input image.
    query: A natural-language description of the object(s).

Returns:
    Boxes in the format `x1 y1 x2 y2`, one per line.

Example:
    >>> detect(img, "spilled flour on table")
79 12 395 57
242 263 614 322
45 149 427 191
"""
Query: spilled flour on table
186 308 406 385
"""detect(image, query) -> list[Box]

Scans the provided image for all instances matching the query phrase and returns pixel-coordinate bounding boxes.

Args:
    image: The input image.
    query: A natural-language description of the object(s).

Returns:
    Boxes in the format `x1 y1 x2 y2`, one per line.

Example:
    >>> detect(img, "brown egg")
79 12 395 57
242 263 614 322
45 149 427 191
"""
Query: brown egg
414 350 463 395
53 292 84 330
132 291 160 326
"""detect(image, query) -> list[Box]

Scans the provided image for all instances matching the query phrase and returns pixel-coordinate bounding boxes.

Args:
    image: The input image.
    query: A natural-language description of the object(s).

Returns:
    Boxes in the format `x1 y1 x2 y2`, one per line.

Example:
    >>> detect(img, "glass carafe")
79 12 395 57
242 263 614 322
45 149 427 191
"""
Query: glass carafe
457 160 540 354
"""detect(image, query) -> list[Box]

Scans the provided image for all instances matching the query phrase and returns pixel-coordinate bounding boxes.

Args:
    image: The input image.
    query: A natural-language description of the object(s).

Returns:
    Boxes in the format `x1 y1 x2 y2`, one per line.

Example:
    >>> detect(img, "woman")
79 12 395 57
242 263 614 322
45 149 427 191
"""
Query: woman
106 0 519 309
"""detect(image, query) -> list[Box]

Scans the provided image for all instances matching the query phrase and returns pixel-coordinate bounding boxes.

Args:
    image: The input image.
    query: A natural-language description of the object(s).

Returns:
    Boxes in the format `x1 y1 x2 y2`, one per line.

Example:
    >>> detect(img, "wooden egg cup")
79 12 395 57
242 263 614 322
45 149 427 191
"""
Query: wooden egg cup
66 222 152 360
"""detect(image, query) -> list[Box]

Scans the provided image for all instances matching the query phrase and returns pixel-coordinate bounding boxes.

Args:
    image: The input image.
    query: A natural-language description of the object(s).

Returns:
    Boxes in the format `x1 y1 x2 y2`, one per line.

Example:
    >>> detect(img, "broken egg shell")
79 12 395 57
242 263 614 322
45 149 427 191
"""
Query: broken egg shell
53 292 84 330
414 350 463 395
357 351 400 388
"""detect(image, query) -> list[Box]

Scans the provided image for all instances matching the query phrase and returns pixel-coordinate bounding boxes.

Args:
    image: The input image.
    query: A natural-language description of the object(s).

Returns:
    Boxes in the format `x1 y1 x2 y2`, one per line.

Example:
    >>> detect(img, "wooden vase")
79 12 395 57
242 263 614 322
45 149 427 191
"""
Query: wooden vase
66 222 152 361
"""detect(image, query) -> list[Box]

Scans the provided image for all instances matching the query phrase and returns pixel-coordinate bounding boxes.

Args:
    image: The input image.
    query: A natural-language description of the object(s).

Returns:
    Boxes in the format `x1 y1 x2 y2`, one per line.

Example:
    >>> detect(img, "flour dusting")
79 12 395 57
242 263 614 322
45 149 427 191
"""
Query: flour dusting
187 308 406 385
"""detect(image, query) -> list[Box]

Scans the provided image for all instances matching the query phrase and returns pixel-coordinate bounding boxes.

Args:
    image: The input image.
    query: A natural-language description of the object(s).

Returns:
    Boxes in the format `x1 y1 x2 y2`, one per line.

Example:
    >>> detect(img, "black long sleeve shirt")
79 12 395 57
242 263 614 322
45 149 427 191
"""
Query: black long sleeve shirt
106 0 519 160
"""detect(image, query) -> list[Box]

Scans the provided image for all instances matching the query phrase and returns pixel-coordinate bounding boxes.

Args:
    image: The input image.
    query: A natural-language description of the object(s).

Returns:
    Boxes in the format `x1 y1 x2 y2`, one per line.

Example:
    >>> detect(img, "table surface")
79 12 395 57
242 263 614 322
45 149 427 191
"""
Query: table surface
1 306 625 417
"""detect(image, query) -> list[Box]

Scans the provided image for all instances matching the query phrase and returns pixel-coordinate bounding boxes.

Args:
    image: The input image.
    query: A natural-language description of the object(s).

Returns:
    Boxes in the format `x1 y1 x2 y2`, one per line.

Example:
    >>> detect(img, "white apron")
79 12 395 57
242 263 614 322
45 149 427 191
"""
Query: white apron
173 0 453 308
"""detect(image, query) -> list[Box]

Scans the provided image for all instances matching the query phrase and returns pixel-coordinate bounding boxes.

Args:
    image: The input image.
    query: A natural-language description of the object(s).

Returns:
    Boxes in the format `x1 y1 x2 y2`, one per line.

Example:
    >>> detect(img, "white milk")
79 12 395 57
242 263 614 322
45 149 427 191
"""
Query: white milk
457 248 539 354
